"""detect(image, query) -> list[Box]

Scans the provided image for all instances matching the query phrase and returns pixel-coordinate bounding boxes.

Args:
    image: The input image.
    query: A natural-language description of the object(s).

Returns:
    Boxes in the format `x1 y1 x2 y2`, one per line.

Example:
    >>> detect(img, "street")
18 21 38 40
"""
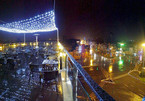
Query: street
83 53 145 101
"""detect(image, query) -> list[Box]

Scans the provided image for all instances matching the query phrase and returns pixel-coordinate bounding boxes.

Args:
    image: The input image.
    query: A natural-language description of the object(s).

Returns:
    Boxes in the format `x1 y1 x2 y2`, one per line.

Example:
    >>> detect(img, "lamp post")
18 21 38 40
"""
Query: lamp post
34 34 39 49
142 43 145 67
57 28 59 43
24 33 26 45
119 43 125 54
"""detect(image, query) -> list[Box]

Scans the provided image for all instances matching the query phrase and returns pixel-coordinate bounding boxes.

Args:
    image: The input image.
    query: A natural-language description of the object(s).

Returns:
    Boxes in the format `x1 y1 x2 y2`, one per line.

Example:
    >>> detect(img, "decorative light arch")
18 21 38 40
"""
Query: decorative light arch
0 10 57 33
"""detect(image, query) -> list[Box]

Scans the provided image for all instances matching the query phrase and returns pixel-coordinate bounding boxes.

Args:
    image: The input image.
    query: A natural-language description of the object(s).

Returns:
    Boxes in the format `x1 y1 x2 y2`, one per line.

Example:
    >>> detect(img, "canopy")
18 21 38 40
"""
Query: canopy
0 10 57 33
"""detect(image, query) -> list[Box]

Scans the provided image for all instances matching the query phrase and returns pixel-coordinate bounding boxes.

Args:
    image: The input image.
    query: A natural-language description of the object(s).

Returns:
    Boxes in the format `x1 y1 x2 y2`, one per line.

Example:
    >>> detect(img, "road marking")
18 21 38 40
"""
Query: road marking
82 65 98 68
124 84 129 88
128 71 145 84
113 73 128 80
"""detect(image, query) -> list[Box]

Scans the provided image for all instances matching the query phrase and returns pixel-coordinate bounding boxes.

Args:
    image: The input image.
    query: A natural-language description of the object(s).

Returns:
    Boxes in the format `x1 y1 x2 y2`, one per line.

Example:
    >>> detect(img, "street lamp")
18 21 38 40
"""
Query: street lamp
34 34 39 49
24 33 26 45
142 43 145 67
120 43 125 47
119 43 125 54
142 43 145 47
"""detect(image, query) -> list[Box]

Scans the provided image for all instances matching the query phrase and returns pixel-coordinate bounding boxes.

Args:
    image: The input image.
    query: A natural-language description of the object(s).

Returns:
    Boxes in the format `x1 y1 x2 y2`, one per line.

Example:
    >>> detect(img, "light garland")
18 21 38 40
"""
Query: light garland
0 10 57 33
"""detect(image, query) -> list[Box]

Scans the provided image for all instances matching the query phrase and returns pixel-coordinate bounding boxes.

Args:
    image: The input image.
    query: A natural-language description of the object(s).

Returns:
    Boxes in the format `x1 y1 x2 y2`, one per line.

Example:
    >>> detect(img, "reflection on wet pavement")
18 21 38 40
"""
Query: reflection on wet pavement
0 44 63 101
0 67 63 101
81 53 145 101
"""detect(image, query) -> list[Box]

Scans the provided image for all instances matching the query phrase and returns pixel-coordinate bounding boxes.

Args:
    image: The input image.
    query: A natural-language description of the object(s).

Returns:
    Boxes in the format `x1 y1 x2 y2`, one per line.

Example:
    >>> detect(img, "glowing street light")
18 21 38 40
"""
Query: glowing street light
90 59 93 66
142 43 145 67
142 43 145 47
119 60 123 65
59 52 63 57
0 46 2 51
109 65 113 73
90 49 93 54
120 43 125 47
58 42 63 50
34 34 39 48
21 43 26 46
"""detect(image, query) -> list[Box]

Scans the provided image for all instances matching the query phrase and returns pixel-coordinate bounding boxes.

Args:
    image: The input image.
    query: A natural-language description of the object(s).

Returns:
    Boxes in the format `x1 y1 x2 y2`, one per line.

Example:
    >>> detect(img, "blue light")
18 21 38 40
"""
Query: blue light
0 10 57 33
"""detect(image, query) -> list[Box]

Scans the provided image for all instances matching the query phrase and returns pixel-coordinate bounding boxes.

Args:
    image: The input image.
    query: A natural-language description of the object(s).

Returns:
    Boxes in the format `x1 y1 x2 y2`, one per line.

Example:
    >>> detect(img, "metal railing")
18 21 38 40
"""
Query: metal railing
58 42 115 101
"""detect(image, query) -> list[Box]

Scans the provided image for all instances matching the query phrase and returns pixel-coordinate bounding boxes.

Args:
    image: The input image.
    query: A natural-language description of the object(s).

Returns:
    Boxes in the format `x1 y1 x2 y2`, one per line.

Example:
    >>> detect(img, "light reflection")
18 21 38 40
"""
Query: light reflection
83 58 87 62
109 64 113 73
104 57 106 61
63 53 66 56
78 45 82 53
67 80 71 85
59 52 63 57
90 59 93 66
120 48 122 51
139 55 142 61
90 49 93 54
94 53 96 60
118 60 124 71
119 56 122 60
0 46 2 51
89 66 94 71
58 42 63 50
116 53 118 56
58 85 63 95
119 65 124 71
119 60 123 65
101 56 104 60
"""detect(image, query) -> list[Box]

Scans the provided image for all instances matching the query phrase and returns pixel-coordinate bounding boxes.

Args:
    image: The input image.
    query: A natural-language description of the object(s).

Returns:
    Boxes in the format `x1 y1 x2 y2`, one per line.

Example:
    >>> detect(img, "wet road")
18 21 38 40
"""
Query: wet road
82 54 145 101
95 54 137 78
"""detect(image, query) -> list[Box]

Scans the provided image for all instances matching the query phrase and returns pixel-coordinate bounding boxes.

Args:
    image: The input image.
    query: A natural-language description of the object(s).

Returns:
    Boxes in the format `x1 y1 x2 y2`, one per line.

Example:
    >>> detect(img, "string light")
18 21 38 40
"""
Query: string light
0 10 57 33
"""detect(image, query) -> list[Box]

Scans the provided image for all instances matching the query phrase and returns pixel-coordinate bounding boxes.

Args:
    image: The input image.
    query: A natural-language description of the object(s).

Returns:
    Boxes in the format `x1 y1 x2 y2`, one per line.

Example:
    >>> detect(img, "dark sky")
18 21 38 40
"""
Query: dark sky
0 0 145 42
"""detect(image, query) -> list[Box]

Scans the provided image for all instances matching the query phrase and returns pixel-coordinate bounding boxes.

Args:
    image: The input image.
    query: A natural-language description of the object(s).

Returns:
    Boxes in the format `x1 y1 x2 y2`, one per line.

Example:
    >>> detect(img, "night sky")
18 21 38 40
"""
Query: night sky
0 0 145 42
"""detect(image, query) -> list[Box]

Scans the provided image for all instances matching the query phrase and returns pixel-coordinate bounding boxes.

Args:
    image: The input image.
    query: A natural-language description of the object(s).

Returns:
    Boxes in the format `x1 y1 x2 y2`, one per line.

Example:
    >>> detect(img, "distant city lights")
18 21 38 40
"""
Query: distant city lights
78 46 82 53
119 56 122 60
119 60 123 65
90 59 93 66
58 42 63 50
119 43 125 47
90 49 93 54
109 65 113 73
142 43 145 47
0 46 2 51
94 53 96 60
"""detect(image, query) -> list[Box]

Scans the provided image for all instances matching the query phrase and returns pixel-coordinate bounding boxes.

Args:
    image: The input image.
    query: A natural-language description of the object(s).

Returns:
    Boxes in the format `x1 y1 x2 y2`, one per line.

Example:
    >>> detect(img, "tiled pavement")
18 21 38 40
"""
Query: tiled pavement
0 66 63 101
